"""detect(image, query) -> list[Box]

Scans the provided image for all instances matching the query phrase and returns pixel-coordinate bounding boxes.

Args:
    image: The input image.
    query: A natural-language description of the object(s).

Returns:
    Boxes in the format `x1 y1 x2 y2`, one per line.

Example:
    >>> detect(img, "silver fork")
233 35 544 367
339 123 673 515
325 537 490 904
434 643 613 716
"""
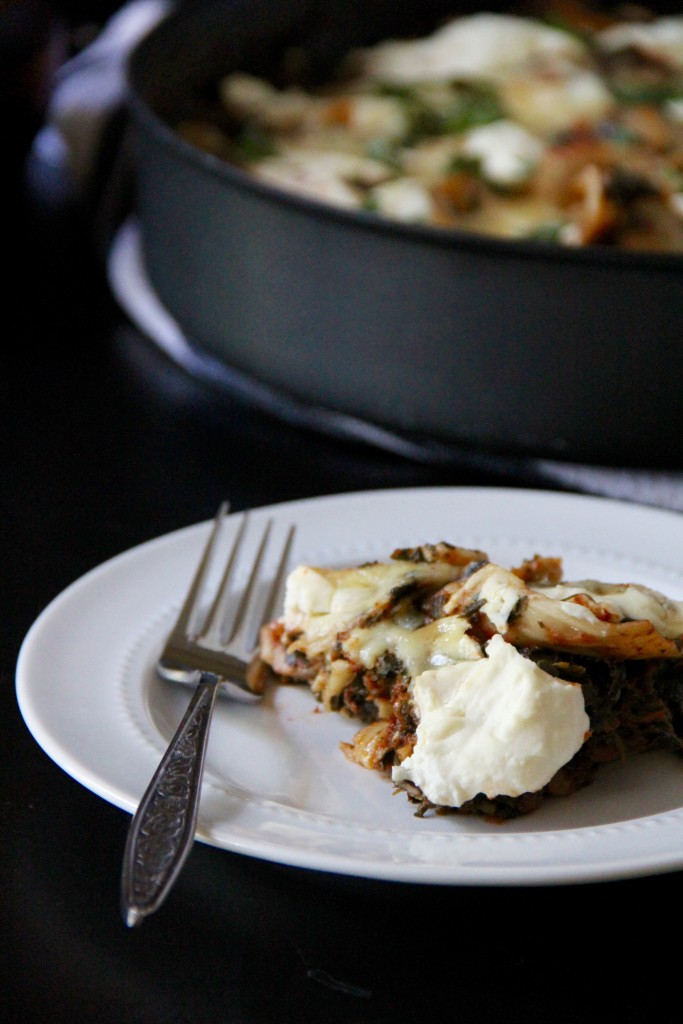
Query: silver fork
120 502 294 928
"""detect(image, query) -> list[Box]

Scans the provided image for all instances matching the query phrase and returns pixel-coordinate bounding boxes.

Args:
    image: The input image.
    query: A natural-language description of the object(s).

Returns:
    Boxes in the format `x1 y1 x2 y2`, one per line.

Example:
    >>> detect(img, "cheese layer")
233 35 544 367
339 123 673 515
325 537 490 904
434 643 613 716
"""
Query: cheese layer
392 635 589 807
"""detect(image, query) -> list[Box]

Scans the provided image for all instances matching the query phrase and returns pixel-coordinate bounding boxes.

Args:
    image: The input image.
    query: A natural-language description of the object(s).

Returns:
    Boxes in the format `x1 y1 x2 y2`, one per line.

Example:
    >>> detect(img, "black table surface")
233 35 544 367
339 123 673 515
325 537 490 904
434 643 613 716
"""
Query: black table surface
4 120 682 1024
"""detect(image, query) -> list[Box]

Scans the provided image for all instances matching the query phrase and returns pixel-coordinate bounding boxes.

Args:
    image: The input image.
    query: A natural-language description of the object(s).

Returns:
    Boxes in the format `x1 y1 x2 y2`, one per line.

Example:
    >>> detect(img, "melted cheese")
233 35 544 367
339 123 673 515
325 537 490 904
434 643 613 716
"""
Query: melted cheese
462 194 567 239
372 177 434 222
283 559 469 654
252 149 389 209
392 634 589 807
500 66 614 136
356 13 586 84
532 580 683 638
461 120 543 187
598 16 683 69
478 570 526 630
347 615 482 676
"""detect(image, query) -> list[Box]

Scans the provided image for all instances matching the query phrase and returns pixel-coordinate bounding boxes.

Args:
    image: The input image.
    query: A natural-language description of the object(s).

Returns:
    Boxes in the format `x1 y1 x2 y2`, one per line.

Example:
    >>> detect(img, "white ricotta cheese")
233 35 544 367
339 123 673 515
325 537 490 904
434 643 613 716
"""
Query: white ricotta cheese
461 119 543 187
597 16 683 70
667 98 683 123
392 634 589 807
346 95 409 141
670 192 683 219
371 177 434 222
356 13 586 85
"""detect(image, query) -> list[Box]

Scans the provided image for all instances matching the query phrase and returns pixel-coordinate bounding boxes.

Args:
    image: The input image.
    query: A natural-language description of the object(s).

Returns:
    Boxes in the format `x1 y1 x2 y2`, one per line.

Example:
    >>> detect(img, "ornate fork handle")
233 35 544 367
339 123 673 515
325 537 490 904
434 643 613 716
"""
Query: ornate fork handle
119 508 294 927
121 672 221 927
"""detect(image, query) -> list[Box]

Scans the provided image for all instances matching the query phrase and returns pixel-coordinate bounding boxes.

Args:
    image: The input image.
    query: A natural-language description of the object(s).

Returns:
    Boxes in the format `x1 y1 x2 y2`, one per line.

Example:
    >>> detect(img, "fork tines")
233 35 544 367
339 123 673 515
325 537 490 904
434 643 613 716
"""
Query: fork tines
163 503 295 681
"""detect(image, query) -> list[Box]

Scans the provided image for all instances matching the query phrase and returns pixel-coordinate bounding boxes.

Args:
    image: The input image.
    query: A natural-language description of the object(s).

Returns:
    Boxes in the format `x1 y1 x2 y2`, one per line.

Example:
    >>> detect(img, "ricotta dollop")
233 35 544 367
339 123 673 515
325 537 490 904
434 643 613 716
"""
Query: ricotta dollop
358 13 585 84
461 120 543 187
392 634 589 807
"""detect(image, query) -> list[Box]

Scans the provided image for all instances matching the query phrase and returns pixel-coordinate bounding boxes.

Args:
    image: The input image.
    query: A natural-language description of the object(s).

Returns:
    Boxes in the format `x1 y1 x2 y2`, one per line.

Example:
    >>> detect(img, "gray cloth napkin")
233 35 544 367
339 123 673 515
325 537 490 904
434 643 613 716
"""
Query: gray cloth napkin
34 0 170 189
534 461 683 513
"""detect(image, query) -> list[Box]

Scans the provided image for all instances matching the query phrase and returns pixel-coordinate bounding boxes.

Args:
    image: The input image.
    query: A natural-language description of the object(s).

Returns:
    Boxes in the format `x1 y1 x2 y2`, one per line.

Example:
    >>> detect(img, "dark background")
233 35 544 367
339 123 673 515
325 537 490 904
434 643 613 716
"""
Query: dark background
3 4 682 1022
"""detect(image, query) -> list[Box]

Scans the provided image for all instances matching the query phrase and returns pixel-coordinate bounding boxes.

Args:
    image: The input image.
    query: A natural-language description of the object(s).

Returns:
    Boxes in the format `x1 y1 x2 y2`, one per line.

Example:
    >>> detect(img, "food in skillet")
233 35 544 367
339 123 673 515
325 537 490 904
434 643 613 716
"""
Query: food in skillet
252 544 683 821
178 4 683 251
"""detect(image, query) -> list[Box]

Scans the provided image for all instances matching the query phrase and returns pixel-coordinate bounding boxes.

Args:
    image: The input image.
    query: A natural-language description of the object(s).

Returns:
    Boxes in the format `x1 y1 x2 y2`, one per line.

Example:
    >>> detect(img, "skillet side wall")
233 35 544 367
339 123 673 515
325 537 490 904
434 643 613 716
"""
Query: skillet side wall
128 0 683 467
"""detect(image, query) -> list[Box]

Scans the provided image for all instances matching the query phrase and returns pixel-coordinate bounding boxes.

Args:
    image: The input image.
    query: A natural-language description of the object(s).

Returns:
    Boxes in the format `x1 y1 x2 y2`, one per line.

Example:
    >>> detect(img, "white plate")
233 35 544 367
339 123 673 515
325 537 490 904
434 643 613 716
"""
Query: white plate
16 486 683 886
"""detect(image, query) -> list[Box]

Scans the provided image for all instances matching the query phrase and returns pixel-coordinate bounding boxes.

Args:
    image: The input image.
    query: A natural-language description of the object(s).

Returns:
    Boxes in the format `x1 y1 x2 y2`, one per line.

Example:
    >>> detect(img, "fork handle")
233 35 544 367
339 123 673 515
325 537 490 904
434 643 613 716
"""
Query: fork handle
120 672 220 927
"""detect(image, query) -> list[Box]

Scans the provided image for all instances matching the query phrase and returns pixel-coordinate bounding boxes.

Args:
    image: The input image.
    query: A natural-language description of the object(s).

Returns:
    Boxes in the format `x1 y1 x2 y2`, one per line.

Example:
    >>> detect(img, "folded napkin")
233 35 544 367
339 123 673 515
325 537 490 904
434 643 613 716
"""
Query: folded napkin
33 0 170 190
535 461 683 513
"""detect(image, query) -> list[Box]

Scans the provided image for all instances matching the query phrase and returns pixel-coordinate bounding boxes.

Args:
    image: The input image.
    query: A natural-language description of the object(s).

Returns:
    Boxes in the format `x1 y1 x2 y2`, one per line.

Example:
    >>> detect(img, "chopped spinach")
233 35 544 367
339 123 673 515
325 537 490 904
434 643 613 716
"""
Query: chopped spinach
233 126 278 162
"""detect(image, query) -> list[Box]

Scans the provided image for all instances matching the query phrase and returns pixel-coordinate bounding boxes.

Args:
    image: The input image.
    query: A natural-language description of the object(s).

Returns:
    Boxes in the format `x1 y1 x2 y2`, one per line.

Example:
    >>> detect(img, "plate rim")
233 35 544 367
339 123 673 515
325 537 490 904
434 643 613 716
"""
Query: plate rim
15 485 683 886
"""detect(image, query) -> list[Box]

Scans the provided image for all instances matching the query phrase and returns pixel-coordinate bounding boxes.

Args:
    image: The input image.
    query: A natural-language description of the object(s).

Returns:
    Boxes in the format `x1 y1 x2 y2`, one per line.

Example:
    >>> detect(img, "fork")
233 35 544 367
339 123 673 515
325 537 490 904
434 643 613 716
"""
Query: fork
120 503 294 928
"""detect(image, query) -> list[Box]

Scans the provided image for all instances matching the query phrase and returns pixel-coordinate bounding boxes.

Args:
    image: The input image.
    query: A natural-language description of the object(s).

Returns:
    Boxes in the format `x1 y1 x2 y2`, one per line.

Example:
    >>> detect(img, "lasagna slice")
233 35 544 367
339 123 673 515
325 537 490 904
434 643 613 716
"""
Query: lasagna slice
254 543 683 820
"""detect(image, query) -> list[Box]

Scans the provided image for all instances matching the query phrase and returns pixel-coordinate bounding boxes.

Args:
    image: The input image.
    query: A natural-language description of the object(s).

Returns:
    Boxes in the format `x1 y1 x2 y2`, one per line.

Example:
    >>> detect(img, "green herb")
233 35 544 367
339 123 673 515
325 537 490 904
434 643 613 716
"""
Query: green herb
404 103 447 143
361 192 380 212
448 154 484 177
440 83 505 134
609 81 683 106
536 15 590 44
364 138 404 171
233 126 278 162
375 83 417 102
375 81 504 144
663 167 683 191
526 222 567 242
